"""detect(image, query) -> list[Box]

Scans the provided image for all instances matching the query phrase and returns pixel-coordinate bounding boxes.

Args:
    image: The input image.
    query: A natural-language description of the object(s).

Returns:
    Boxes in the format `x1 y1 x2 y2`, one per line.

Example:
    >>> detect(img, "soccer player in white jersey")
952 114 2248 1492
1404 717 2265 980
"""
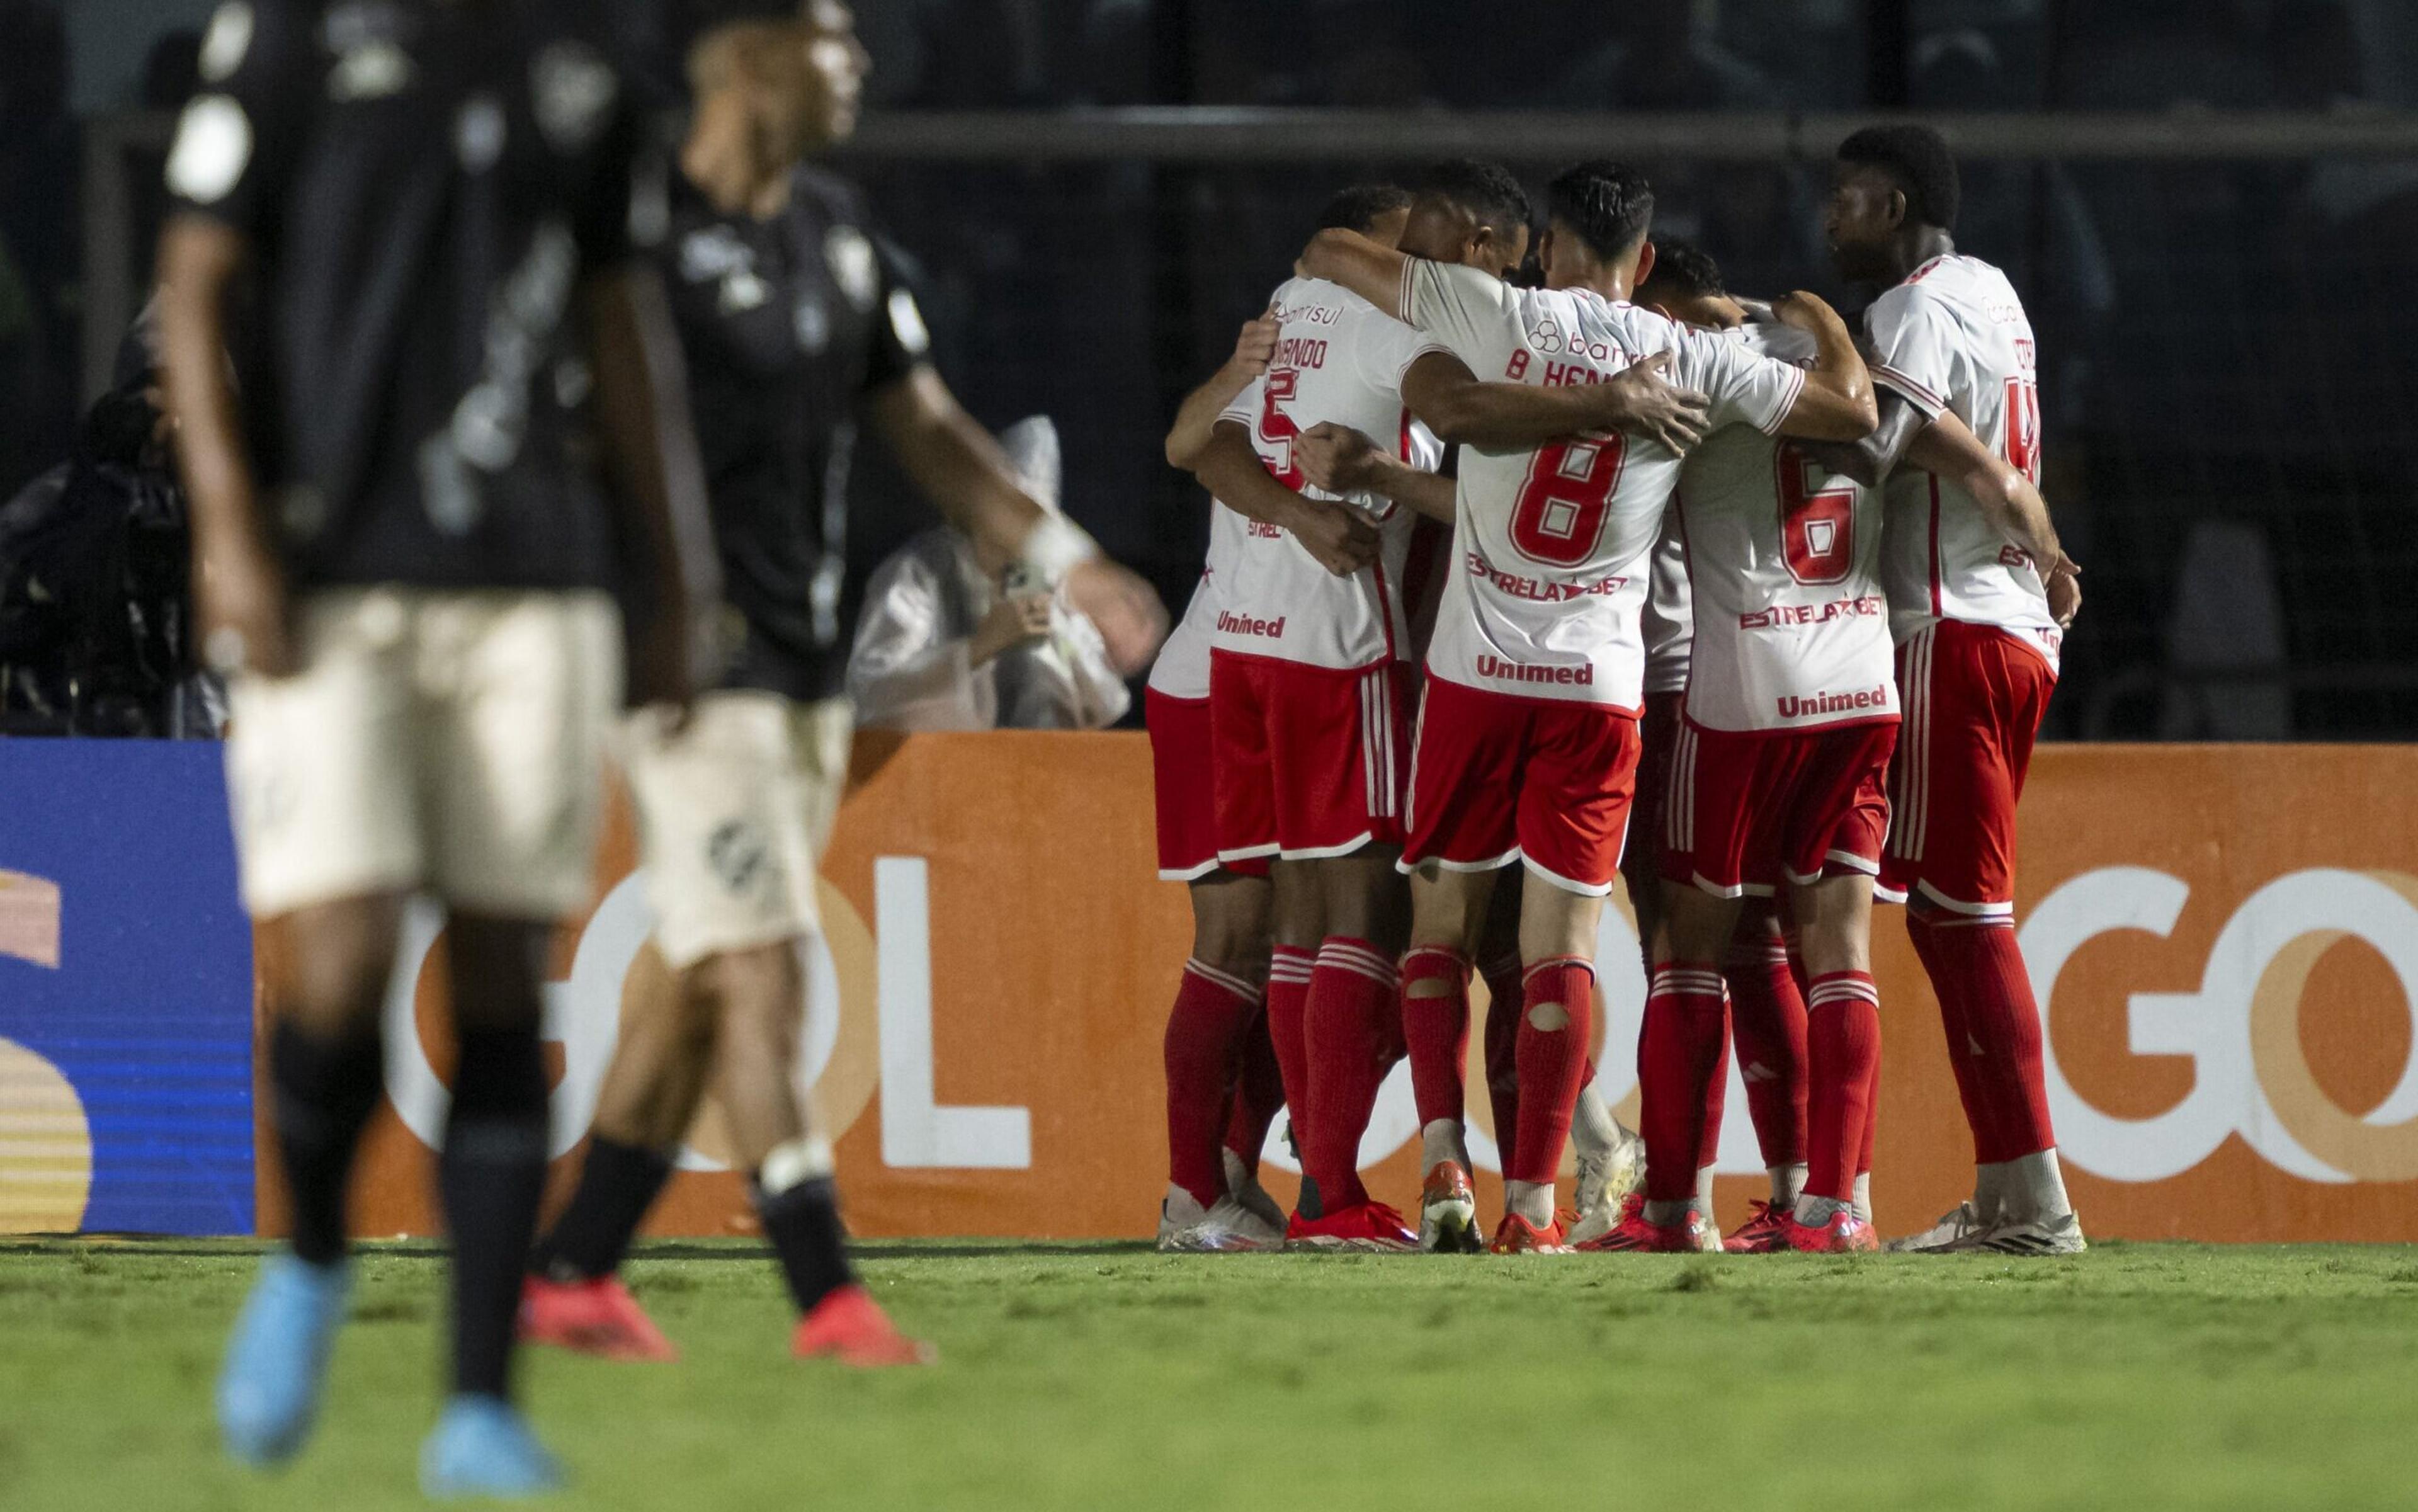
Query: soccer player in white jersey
1816 126 2086 1256
1149 185 1411 1251
1189 162 1533 1251
1560 241 1899 1253
1301 160 1878 1252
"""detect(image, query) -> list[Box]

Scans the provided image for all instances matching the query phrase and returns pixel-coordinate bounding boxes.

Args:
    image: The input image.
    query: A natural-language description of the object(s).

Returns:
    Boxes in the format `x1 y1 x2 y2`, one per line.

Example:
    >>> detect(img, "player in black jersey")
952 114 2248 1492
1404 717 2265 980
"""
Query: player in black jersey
519 4 1165 1366
157 0 721 1496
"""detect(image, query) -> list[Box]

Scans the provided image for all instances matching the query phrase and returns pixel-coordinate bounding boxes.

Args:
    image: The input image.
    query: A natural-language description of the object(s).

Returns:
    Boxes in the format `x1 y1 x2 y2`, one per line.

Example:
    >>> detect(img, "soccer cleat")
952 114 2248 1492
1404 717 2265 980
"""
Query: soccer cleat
1885 1200 1992 1254
419 1394 565 1501
1160 1194 1285 1253
1973 1210 2088 1257
1223 1147 1288 1235
1568 1124 1647 1247
1285 1200 1419 1253
1575 1195 1711 1254
1722 1200 1795 1254
217 1251 351 1467
1488 1213 1571 1254
519 1275 679 1361
1157 1185 1213 1249
1417 1160 1482 1254
1778 1210 1881 1254
793 1283 936 1367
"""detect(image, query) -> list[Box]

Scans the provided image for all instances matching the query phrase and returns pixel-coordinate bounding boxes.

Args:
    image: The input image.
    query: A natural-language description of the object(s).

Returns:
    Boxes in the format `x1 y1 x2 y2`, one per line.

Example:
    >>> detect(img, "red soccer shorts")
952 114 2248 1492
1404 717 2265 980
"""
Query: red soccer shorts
1146 688 1268 882
1209 651 1412 862
1661 715 1898 897
1881 618 2055 918
1399 673 1641 896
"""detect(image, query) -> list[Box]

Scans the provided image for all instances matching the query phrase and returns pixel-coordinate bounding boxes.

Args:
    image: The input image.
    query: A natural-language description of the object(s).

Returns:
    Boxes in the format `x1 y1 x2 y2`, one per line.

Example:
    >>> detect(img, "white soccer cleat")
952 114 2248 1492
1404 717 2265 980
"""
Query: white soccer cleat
1567 1122 1647 1248
1417 1160 1482 1254
1884 1200 1992 1253
1159 1187 1285 1253
1973 1210 2087 1257
1222 1148 1288 1236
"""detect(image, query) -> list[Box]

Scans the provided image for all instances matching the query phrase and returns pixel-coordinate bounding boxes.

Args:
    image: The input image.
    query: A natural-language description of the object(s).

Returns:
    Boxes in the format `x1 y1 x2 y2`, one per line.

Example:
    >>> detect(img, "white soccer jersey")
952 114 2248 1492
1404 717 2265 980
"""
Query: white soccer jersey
1146 501 1251 700
1396 260 1807 709
1673 322 1895 733
1642 518 1691 695
1866 254 2062 670
1210 276 1446 671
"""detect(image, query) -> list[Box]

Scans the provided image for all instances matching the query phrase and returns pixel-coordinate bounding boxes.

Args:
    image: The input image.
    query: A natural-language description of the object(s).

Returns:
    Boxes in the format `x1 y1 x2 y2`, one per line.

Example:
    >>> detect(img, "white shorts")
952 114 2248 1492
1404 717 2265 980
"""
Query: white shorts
620 691 853 970
225 588 623 920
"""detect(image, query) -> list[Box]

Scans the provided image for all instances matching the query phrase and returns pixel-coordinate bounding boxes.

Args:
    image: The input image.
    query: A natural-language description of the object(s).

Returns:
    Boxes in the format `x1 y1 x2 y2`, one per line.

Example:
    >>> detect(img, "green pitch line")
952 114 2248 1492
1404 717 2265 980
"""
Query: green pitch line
4 1239 2416 1511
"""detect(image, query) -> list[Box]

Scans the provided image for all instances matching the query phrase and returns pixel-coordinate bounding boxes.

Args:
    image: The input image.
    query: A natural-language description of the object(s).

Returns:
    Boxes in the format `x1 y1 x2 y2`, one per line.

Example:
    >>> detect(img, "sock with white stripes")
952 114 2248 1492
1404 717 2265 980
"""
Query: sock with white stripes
1162 959 1264 1208
1300 937 1400 1212
1638 963 1729 1204
1264 945 1317 1204
1804 970 1882 1205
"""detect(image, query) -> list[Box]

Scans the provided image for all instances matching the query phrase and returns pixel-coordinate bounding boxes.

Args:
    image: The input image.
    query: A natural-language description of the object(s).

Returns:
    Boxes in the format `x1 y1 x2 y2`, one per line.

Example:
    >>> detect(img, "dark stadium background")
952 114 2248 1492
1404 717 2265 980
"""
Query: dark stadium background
26 0 2418 739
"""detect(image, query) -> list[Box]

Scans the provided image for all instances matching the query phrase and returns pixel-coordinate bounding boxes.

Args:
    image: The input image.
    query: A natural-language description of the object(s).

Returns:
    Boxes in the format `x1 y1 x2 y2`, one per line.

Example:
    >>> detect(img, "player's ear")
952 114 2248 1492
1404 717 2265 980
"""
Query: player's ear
1632 240 1659 292
1884 186 1910 231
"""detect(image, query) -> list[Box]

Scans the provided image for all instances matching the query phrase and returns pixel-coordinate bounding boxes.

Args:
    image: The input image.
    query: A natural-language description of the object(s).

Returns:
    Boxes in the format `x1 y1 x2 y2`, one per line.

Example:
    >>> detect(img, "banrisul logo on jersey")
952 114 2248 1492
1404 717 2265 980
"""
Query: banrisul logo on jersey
0 742 256 1236
1963 745 2418 1241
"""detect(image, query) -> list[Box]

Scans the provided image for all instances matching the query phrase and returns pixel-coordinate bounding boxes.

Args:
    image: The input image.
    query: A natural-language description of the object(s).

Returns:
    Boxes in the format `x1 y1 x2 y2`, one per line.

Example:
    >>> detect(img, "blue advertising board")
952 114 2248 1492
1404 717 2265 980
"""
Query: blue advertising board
0 741 254 1235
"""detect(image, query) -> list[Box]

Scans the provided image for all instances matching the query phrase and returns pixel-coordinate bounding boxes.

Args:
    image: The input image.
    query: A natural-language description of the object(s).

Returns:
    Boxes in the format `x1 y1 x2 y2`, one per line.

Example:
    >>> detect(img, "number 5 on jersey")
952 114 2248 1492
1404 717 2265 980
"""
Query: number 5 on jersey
1509 435 1628 567
1256 368 1305 489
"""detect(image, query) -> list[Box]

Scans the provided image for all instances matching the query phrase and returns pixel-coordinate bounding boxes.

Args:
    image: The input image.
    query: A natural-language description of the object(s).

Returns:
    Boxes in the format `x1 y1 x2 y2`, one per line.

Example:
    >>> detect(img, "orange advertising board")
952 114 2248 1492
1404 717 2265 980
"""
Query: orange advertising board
264 736 2418 1244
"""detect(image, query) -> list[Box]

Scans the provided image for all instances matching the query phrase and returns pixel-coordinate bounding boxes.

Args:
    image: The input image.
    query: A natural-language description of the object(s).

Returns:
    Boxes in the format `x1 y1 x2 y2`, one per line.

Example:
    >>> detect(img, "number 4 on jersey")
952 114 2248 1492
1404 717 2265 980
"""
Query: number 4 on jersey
2004 375 2043 482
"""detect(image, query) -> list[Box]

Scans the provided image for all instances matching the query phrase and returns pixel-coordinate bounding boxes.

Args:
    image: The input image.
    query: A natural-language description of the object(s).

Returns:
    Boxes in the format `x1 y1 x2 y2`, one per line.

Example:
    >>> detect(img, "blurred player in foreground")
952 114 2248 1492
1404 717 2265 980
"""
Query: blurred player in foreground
160 0 718 1494
520 5 1164 1365
1303 159 1880 1251
1149 185 1414 1252
1815 125 2083 1255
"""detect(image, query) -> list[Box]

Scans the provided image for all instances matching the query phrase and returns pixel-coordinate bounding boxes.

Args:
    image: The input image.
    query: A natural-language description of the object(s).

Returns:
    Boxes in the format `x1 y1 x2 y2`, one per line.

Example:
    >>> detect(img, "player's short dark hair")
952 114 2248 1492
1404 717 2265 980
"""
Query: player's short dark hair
1410 159 1531 238
1545 160 1655 263
1639 238 1725 299
1315 183 1413 236
1837 123 1961 232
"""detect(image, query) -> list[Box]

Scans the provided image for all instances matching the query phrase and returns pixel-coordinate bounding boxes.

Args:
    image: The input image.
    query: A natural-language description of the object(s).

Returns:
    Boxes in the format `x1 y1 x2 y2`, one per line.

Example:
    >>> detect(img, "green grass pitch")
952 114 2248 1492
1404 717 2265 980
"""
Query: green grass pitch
5 1238 2417 1510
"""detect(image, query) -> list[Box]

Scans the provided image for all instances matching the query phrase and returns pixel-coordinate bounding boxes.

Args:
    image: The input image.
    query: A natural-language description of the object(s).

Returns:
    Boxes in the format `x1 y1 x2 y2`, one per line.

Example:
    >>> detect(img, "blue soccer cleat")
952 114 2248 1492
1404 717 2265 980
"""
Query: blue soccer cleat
420 1395 566 1501
217 1249 353 1466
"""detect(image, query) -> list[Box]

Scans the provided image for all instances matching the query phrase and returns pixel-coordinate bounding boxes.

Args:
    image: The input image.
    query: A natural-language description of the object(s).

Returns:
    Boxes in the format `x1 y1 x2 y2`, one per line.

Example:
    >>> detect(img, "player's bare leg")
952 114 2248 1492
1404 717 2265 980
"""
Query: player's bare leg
1779 875 1883 1253
705 940 931 1365
1161 870 1280 1250
1288 848 1416 1250
219 894 404 1464
1400 865 1498 1252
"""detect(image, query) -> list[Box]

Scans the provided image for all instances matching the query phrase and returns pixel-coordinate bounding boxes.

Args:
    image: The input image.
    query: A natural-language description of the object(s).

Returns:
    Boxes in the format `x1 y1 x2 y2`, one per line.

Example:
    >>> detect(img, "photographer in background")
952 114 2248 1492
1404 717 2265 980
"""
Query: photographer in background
0 307 219 737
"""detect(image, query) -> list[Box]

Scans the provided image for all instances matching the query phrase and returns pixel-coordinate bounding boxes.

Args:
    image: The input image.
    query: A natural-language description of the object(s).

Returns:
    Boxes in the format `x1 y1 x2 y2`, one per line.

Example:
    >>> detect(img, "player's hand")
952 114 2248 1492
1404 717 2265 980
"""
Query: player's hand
1063 559 1169 676
1599 353 1710 453
1297 422 1385 496
2047 554 2081 629
194 530 295 678
628 596 720 725
1231 309 1280 378
1771 290 1848 336
1290 500 1381 577
970 591 1056 667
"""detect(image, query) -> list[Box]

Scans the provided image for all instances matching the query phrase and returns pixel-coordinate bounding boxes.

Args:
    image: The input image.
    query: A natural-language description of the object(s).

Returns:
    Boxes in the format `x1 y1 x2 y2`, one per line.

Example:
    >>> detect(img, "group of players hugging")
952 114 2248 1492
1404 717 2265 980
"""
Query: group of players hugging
1149 127 2085 1265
